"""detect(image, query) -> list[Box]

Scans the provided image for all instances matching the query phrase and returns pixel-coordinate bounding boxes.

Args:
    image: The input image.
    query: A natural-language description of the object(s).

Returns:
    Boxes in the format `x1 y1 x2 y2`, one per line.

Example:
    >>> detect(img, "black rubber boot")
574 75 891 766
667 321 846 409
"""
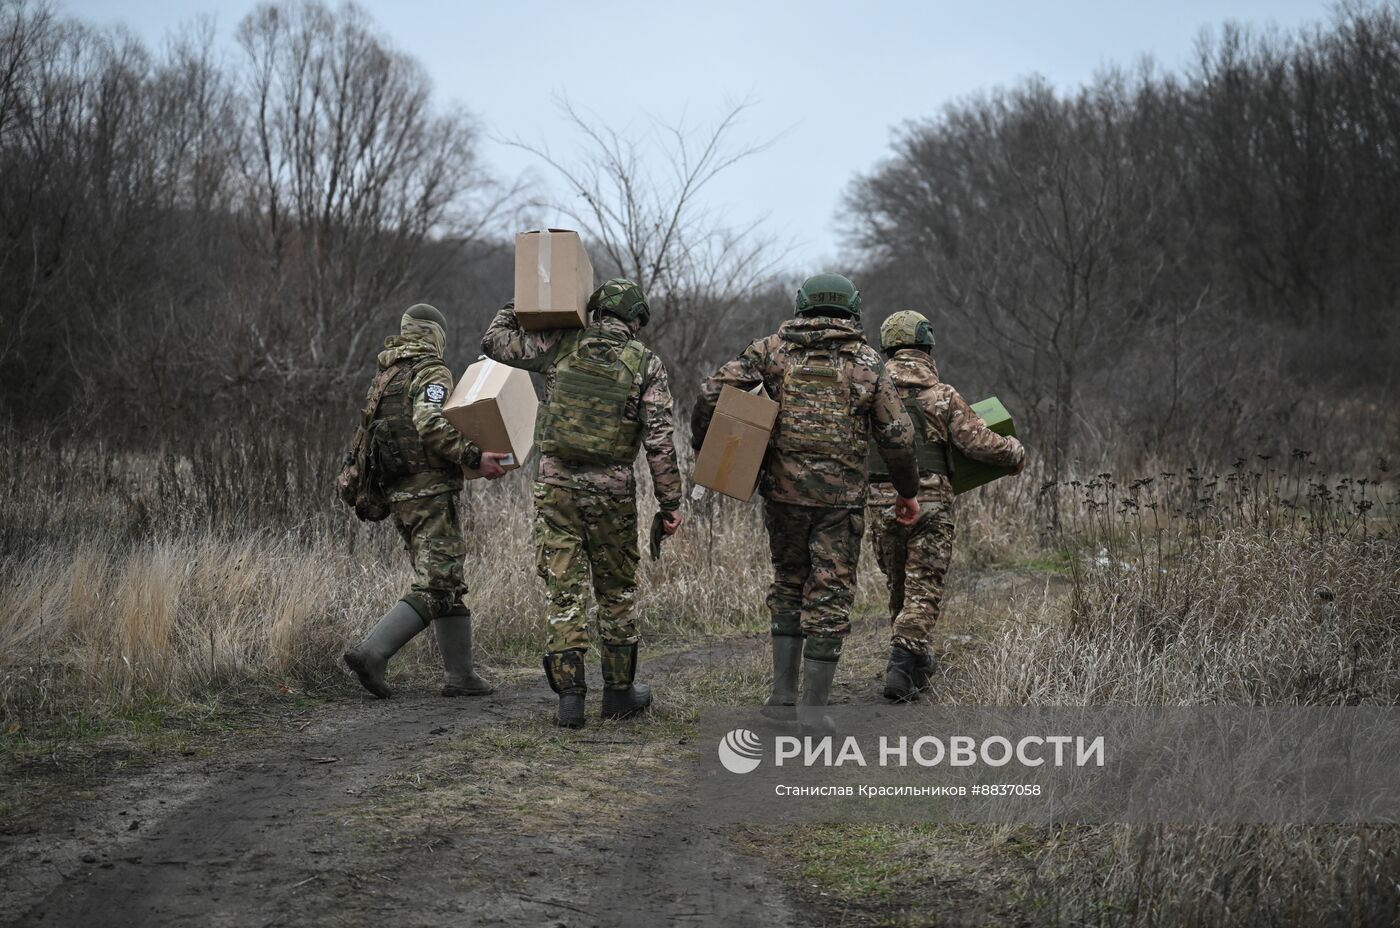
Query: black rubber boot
436 611 494 697
760 636 802 721
544 649 587 729
883 645 934 702
343 600 429 699
797 658 838 737
600 641 652 720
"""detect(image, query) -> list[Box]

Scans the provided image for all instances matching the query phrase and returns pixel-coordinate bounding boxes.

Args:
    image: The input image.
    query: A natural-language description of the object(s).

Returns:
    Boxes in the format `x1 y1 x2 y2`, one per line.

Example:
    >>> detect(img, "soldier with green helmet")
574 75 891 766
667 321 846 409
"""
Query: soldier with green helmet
481 279 683 729
868 309 1026 701
343 303 512 699
692 274 921 732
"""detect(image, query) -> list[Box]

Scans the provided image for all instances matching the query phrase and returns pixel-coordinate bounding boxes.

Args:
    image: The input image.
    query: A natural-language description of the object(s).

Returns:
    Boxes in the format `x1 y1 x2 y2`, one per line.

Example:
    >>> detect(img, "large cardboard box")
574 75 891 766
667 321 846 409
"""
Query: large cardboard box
513 228 594 331
692 385 779 502
950 396 1017 495
442 359 538 480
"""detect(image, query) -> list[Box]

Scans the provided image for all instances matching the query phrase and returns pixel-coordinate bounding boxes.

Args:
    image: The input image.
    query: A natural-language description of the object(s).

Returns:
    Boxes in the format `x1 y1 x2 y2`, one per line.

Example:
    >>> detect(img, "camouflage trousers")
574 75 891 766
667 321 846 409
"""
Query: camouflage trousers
763 500 865 663
391 492 468 621
533 482 640 655
868 500 955 655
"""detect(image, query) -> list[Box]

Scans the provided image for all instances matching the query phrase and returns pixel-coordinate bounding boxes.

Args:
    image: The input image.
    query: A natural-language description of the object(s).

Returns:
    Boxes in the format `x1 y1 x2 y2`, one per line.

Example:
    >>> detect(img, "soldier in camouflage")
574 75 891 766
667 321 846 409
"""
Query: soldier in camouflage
867 310 1026 701
482 278 683 729
692 274 922 732
343 304 510 699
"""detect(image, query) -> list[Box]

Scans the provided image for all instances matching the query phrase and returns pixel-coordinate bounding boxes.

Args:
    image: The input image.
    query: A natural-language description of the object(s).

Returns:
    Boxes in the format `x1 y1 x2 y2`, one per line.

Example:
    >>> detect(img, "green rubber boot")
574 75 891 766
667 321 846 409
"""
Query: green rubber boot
544 649 587 729
600 641 652 720
760 635 802 721
797 658 838 737
436 610 494 697
343 600 428 699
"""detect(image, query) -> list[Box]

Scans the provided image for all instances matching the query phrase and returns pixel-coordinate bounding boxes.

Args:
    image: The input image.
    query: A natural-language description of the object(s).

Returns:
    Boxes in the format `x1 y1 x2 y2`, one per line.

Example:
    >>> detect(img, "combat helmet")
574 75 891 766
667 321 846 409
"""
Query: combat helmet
588 278 650 327
879 310 935 353
794 273 861 321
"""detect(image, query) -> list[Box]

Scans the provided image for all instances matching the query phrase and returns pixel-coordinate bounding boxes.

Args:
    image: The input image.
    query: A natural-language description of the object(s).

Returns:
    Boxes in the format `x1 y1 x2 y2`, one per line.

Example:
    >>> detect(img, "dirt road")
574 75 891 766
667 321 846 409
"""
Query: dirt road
3 643 801 928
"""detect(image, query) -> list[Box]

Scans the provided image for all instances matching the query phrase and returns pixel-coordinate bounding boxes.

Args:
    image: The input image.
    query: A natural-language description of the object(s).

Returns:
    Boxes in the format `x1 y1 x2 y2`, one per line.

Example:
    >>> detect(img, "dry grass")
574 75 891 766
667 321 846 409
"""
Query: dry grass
3 434 1398 926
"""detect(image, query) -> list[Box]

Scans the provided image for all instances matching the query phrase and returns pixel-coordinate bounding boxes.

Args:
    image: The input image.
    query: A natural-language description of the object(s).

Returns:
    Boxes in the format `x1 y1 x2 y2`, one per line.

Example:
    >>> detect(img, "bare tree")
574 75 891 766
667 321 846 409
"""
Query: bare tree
235 0 507 382
505 98 784 392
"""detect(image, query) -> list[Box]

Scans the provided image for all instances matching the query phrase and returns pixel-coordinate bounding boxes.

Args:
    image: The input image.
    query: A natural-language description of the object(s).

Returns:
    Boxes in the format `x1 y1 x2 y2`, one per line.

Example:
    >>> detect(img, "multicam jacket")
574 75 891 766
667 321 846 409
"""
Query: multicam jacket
692 315 920 509
373 318 483 503
480 303 683 511
865 348 1025 507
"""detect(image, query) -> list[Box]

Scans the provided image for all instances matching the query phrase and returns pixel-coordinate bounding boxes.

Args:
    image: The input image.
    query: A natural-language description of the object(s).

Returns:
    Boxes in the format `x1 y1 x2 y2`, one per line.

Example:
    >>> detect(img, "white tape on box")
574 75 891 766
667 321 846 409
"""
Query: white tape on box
536 228 552 310
464 359 497 405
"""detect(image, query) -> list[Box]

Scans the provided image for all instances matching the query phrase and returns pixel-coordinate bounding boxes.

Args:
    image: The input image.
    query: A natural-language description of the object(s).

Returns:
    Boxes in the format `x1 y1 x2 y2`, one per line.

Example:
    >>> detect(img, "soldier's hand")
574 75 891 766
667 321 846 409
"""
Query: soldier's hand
1011 439 1028 475
895 495 921 526
478 452 510 480
661 511 683 536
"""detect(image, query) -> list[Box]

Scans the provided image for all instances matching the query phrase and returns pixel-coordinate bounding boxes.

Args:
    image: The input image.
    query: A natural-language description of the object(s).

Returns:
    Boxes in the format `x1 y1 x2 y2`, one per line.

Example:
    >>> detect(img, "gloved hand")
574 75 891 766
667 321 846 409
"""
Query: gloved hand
649 510 683 560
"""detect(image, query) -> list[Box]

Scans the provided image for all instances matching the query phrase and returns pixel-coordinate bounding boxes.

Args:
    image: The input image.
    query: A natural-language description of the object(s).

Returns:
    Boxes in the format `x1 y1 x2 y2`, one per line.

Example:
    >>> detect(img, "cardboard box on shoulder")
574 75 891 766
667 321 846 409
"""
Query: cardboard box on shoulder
513 229 594 331
692 384 779 502
442 359 538 480
950 395 1017 495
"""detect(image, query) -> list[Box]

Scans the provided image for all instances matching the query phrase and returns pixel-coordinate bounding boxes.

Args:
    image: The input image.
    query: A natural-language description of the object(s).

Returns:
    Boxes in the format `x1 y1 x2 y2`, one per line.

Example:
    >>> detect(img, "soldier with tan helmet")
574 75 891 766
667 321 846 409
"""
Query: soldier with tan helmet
868 310 1026 701
482 279 683 729
343 303 512 699
692 274 921 733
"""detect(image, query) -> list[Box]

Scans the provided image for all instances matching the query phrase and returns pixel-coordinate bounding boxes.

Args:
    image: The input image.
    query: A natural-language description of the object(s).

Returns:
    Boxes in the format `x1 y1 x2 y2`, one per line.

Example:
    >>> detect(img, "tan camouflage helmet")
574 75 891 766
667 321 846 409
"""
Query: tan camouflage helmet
588 278 650 327
880 310 935 352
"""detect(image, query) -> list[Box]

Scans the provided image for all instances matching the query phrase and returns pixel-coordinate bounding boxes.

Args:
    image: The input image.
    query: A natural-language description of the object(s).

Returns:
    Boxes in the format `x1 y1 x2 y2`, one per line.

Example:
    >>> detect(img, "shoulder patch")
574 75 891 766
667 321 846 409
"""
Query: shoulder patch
424 383 447 404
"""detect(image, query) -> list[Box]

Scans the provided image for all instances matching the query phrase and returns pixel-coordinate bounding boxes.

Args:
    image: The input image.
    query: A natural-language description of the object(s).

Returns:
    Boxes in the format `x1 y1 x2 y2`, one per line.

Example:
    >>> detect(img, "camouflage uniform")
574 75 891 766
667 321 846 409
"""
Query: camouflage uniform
375 317 483 620
481 303 682 658
692 315 920 662
866 349 1025 654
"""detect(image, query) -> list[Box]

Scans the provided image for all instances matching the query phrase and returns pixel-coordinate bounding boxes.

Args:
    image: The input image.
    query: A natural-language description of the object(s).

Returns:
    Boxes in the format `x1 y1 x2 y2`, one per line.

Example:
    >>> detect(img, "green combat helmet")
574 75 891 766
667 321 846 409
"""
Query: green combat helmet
880 310 935 353
588 278 650 327
794 273 861 321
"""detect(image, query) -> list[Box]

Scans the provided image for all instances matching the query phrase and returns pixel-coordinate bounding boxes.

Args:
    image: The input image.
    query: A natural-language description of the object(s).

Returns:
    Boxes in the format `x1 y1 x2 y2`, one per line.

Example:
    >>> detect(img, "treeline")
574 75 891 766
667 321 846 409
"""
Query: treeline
2 0 1397 473
0 0 513 443
848 2 1400 474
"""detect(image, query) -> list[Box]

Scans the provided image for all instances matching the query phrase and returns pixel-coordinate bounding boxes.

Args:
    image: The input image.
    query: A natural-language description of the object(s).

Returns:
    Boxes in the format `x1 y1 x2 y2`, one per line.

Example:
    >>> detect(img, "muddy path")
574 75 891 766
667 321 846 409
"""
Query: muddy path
3 638 801 928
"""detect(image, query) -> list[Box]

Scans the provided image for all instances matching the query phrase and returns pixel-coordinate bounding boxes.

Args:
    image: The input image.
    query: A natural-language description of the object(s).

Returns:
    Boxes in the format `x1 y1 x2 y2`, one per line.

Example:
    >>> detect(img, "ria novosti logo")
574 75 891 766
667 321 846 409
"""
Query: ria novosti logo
717 729 763 774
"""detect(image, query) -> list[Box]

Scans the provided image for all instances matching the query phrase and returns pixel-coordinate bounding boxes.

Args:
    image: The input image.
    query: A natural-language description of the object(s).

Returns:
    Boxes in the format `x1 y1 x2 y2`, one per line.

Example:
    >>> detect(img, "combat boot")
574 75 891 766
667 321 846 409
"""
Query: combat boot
544 649 587 729
599 641 652 720
797 658 838 737
343 599 429 699
435 610 494 697
883 645 934 702
760 636 802 721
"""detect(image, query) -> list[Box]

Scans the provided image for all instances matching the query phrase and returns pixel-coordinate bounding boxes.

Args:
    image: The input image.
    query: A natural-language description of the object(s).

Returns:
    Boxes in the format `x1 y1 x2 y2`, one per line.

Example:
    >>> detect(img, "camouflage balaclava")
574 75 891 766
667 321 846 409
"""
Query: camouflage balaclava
401 302 446 356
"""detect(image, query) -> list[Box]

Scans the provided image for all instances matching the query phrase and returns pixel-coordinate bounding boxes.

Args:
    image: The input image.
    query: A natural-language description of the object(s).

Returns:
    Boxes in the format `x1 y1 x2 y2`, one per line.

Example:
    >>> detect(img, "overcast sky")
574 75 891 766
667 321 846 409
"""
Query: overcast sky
65 0 1334 270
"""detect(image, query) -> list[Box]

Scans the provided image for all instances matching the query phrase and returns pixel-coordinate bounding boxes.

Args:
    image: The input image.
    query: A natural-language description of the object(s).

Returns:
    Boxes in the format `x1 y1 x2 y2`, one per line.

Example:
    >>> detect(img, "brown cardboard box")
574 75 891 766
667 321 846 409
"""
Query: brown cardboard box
513 228 594 330
692 385 779 502
442 359 539 479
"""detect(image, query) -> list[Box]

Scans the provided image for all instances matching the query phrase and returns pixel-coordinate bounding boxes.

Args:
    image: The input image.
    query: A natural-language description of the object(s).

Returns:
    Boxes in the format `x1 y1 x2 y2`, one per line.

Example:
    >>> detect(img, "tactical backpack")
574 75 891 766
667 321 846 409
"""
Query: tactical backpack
868 397 951 483
773 344 868 464
536 327 650 466
336 365 398 522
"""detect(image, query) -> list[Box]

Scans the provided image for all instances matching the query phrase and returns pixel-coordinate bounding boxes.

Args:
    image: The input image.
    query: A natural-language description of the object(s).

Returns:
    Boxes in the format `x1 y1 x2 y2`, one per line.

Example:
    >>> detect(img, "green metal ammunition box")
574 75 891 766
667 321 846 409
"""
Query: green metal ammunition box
950 396 1017 495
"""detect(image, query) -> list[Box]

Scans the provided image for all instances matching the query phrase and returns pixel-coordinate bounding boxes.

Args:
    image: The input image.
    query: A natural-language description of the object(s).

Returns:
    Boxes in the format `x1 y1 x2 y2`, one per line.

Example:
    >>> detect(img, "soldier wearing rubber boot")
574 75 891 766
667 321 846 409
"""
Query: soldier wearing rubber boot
692 274 921 734
867 310 1026 701
342 304 509 699
482 279 683 729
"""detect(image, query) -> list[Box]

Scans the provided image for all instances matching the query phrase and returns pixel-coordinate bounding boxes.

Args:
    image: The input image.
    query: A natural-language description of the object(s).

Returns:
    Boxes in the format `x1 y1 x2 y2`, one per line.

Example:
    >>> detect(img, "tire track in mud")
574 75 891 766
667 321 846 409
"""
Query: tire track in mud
5 639 799 928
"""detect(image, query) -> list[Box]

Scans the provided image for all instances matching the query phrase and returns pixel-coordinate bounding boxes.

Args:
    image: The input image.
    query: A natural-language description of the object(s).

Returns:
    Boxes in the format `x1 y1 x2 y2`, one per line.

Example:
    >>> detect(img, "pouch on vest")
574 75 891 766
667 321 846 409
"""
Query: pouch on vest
773 346 866 462
536 329 648 466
